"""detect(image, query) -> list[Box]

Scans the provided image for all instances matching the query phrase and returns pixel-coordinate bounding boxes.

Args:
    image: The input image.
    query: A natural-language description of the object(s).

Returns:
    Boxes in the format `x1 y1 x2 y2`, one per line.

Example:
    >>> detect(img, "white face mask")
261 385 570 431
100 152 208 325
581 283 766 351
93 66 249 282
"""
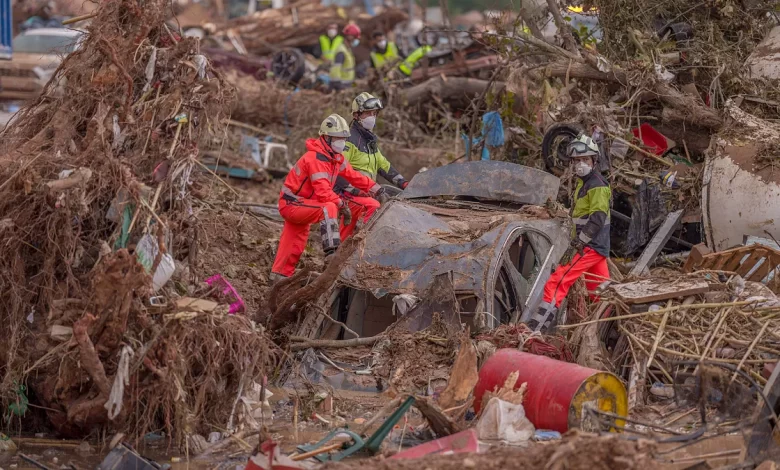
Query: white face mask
377 40 387 49
351 39 360 47
327 29 337 38
360 115 377 131
574 161 593 177
330 139 346 153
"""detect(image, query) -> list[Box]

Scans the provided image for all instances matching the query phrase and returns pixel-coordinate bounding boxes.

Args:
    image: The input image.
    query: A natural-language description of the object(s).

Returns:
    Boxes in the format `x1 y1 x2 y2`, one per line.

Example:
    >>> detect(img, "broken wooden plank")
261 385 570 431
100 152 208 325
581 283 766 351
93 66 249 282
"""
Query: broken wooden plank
724 248 750 272
414 396 462 437
683 244 715 272
611 278 710 304
737 249 768 277
630 210 684 277
750 259 774 282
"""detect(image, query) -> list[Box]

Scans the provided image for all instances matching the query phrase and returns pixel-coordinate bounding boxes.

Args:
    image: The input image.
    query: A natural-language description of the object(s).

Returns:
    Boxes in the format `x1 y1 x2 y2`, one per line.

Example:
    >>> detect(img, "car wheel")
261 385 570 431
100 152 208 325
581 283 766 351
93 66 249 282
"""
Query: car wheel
541 122 584 175
271 48 306 83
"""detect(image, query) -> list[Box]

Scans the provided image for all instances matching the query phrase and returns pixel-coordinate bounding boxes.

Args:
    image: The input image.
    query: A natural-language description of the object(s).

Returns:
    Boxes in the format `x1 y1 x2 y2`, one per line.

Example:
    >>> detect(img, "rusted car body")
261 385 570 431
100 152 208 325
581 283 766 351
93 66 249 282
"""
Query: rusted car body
323 161 570 338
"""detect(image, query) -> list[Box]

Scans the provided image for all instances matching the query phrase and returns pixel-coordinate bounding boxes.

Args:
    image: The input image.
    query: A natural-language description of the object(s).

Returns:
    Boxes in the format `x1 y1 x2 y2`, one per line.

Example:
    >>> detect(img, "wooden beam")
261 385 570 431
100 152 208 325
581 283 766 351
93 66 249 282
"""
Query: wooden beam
630 210 684 277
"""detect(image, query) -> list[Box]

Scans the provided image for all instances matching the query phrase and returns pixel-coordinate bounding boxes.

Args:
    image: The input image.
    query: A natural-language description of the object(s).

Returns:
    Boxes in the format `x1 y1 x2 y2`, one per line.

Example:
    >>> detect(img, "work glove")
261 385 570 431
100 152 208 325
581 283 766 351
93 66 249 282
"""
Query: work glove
376 187 390 204
570 238 586 257
338 202 352 227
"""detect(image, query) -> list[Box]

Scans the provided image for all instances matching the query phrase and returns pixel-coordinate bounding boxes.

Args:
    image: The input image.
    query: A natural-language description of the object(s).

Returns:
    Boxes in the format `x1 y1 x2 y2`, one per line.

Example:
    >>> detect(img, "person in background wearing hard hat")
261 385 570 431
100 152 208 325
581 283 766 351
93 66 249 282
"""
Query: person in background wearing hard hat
329 23 361 91
316 23 343 62
527 134 611 332
369 31 400 70
339 92 409 209
270 114 385 283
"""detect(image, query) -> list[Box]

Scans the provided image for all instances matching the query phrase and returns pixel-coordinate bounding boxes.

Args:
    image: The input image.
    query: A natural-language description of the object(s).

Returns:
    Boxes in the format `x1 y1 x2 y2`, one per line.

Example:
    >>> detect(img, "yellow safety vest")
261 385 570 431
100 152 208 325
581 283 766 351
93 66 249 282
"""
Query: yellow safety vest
369 42 400 68
329 42 355 83
319 35 344 62
398 45 432 76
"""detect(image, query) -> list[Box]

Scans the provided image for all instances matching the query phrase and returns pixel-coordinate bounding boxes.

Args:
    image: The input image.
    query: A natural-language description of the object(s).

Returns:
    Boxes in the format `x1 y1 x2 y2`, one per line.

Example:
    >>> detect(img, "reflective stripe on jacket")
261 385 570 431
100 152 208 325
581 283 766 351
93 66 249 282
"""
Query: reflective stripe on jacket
319 35 344 61
280 137 380 206
398 45 432 76
572 171 611 257
330 43 355 83
370 42 400 68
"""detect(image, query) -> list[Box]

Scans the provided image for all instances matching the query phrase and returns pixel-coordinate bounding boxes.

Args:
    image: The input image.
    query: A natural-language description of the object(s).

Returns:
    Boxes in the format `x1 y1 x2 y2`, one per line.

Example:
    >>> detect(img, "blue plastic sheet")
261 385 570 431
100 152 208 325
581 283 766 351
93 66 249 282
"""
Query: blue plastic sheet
461 111 505 161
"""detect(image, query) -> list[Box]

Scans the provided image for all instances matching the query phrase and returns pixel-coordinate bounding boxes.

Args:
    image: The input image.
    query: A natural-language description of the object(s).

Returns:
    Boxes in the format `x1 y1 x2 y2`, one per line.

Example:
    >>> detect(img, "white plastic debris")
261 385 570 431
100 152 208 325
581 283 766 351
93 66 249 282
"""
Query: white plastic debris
136 234 175 292
654 63 675 82
142 47 157 93
193 54 208 80
112 115 126 150
105 345 134 420
476 397 535 445
610 138 629 160
392 294 419 316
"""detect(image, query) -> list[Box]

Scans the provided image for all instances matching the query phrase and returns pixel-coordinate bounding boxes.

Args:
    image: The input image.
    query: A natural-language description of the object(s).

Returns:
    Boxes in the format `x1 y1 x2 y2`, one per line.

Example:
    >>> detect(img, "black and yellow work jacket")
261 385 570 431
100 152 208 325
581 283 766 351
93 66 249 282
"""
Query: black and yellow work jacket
342 121 406 188
370 42 400 69
319 34 344 62
572 171 611 257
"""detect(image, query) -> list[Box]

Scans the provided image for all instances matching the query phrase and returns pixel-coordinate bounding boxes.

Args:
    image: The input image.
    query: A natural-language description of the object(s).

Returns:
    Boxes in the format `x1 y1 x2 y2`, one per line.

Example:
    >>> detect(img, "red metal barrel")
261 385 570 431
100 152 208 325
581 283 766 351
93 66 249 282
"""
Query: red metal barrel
473 349 627 433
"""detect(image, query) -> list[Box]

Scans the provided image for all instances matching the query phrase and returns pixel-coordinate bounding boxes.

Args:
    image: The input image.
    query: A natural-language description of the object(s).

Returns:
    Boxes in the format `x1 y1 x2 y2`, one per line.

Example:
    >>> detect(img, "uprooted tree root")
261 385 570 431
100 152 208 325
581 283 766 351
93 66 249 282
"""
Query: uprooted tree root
0 0 282 445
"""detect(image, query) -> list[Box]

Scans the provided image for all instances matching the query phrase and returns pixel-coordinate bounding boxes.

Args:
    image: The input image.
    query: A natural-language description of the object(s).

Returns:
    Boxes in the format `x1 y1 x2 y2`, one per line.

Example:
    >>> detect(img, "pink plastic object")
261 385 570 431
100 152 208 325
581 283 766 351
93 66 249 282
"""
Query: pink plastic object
205 274 246 314
631 123 669 156
390 429 478 460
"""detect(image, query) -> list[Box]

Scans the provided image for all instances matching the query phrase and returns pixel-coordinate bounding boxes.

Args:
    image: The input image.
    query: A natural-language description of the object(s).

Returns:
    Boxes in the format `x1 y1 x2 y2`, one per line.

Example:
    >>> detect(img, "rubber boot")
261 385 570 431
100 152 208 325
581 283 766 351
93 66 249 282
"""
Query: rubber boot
270 272 288 286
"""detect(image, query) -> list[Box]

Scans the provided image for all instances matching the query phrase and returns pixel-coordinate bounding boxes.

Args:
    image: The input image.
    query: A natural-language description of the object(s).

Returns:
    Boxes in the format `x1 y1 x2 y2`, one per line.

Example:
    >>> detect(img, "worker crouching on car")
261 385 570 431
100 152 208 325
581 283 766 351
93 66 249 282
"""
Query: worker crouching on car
270 114 386 282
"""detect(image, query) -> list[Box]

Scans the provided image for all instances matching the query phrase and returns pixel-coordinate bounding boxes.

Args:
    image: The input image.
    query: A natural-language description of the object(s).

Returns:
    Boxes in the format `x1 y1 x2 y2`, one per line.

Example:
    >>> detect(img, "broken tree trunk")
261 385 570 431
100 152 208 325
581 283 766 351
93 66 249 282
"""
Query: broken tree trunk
269 232 363 331
655 82 722 130
535 59 724 131
288 335 382 351
415 396 462 436
398 76 506 107
545 0 581 56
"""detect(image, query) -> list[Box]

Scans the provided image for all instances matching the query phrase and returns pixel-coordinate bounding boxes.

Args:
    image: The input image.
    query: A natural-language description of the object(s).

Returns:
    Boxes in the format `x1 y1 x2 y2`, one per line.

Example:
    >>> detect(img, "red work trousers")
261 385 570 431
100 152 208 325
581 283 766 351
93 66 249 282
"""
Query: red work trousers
271 196 380 277
340 194 380 240
542 247 610 307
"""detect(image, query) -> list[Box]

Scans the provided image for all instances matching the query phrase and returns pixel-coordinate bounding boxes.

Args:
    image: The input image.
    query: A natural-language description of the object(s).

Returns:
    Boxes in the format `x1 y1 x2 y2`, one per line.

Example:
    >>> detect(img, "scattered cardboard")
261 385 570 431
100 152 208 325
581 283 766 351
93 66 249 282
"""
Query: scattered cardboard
175 297 219 312
437 331 479 411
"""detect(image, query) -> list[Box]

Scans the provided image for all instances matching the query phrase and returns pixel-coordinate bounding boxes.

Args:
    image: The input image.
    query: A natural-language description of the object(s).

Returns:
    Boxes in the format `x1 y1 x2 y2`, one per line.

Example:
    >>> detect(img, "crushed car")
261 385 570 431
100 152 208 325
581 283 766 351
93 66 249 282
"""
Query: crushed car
320 161 571 339
0 27 85 101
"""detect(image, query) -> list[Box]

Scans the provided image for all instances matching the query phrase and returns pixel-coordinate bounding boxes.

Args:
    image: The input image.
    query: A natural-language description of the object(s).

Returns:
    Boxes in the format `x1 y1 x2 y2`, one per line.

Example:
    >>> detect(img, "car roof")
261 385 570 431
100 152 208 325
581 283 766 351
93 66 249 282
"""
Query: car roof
20 28 83 37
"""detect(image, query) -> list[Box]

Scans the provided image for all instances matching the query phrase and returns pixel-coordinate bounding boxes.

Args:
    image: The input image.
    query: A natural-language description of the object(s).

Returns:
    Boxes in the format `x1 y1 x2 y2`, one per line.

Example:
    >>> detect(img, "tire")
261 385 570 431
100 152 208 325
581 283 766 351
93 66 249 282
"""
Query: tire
271 48 306 83
541 122 584 175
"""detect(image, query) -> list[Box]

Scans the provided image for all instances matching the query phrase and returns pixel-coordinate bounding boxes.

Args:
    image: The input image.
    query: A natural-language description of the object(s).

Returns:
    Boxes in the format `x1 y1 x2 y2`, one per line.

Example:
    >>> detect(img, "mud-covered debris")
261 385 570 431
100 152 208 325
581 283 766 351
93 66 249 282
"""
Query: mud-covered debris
372 315 458 393
321 431 656 469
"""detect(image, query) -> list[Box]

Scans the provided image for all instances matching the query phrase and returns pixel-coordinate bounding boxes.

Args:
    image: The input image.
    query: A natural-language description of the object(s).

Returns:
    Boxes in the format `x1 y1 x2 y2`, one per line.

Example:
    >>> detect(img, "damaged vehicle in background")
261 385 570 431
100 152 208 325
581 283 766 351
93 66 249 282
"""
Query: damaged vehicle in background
319 161 571 339
0 27 85 101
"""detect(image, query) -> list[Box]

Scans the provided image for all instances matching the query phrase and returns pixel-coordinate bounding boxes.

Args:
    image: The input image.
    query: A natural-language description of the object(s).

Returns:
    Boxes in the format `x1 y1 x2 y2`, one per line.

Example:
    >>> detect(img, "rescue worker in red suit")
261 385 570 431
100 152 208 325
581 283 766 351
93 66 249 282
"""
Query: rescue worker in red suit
527 134 611 332
270 114 387 282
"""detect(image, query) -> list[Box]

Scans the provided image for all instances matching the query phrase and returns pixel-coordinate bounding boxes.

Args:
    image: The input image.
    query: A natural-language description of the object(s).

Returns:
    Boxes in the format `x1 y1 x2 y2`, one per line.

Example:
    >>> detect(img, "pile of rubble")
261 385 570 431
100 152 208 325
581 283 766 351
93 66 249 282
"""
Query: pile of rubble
0 0 282 446
220 0 409 56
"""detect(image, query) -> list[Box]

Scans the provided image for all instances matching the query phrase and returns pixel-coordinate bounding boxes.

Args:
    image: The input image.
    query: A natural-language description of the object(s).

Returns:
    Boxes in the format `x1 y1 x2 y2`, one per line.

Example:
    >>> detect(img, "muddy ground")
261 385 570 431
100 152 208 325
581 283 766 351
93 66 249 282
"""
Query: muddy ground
322 432 656 470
